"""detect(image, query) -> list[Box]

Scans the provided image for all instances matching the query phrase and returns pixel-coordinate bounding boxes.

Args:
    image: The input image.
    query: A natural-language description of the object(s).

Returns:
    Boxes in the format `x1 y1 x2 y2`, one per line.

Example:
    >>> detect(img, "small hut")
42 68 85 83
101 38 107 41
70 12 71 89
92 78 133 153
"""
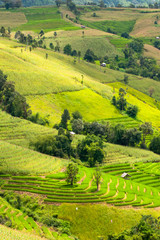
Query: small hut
70 131 75 136
121 172 131 179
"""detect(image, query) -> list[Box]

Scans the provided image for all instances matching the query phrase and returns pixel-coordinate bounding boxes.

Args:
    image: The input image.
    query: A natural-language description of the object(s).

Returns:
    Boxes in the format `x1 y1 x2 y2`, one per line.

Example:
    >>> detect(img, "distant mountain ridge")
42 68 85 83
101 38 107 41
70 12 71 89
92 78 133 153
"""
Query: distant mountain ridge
0 0 159 7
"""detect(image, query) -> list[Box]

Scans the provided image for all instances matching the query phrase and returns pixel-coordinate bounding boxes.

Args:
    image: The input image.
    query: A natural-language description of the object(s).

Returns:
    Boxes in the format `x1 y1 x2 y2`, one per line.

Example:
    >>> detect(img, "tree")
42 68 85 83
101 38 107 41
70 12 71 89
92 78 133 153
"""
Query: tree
87 142 105 167
0 26 6 37
116 88 127 111
72 111 82 120
99 0 105 7
93 168 102 191
77 51 81 62
65 163 79 186
0 70 7 91
31 133 74 158
39 29 44 37
54 32 57 38
0 81 31 118
128 39 144 54
116 96 127 111
77 135 105 167
72 119 84 134
63 44 72 55
126 105 138 118
84 49 97 63
49 43 54 50
108 215 160 240
150 136 160 154
148 86 155 97
122 128 141 147
123 75 129 85
112 96 117 106
140 122 153 147
55 0 61 7
71 50 77 56
121 32 130 39
60 109 70 129
2 0 22 9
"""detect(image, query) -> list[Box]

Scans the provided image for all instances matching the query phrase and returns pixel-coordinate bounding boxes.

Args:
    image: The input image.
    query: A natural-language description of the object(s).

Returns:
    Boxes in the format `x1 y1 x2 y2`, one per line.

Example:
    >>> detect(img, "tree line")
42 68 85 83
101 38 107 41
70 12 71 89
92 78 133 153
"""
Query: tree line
0 70 31 118
31 108 160 166
0 71 50 125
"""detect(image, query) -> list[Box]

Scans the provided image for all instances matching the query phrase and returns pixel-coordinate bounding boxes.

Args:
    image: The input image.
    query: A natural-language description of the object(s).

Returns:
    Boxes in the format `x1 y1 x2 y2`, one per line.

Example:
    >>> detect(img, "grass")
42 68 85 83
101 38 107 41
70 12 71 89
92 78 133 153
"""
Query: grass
26 88 123 125
0 224 46 240
45 35 122 58
0 11 27 28
58 203 160 240
0 140 67 174
0 39 84 95
81 8 160 38
80 19 136 35
130 12 160 37
1 6 79 32
103 142 160 164
108 82 160 131
109 37 131 48
81 9 141 22
0 109 56 147
144 44 160 65
2 157 160 207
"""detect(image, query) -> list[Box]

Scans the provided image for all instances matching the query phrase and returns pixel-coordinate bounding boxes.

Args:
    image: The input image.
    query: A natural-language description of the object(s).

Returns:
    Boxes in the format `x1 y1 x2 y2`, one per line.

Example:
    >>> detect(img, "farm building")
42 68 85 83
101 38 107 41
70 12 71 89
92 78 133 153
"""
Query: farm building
121 172 131 179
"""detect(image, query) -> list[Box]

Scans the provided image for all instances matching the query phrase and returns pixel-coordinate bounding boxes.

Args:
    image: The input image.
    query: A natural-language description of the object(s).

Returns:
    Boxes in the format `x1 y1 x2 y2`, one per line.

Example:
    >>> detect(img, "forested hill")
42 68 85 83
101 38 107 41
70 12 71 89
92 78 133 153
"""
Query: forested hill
0 0 158 7
22 0 160 7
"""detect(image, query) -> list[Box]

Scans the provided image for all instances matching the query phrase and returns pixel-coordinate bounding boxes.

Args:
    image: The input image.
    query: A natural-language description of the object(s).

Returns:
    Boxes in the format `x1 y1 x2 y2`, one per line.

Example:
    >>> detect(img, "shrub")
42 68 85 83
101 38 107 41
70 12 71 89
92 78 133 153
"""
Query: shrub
72 119 84 134
126 105 138 118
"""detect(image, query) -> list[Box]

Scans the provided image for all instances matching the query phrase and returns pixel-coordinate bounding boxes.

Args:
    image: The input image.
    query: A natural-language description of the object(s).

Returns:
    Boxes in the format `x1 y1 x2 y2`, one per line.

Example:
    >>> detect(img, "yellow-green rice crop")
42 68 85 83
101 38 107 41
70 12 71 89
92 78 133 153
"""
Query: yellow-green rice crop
0 140 66 174
27 89 123 125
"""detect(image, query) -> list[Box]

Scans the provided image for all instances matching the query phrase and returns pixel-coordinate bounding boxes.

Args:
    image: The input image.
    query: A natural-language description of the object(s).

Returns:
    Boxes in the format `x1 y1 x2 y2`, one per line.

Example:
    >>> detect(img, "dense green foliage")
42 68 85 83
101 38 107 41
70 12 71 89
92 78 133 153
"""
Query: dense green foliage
31 131 74 158
80 19 136 35
65 162 79 185
77 135 105 167
84 49 98 63
150 136 160 154
0 71 31 119
109 215 160 240
1 0 21 9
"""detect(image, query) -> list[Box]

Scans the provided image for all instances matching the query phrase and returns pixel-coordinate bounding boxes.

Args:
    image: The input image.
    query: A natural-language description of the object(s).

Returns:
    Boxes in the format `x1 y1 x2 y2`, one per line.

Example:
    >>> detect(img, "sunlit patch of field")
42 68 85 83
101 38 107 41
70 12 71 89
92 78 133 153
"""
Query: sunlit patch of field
108 82 160 131
144 44 160 65
45 35 121 58
26 89 122 125
130 12 160 37
127 77 160 102
13 6 79 32
0 11 27 28
0 109 56 148
0 140 66 174
59 204 160 240
81 9 141 22
0 39 84 95
45 29 115 38
0 224 46 240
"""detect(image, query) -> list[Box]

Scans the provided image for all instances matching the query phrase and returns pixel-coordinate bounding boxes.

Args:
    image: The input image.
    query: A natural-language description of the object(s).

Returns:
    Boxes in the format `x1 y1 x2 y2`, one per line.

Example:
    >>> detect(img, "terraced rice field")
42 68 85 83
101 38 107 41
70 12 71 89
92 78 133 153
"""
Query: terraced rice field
0 11 27 28
0 110 56 147
1 163 160 208
104 142 160 164
0 6 78 32
45 36 121 58
108 82 160 131
0 197 71 240
0 224 46 240
0 140 66 174
100 116 141 129
27 89 122 125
